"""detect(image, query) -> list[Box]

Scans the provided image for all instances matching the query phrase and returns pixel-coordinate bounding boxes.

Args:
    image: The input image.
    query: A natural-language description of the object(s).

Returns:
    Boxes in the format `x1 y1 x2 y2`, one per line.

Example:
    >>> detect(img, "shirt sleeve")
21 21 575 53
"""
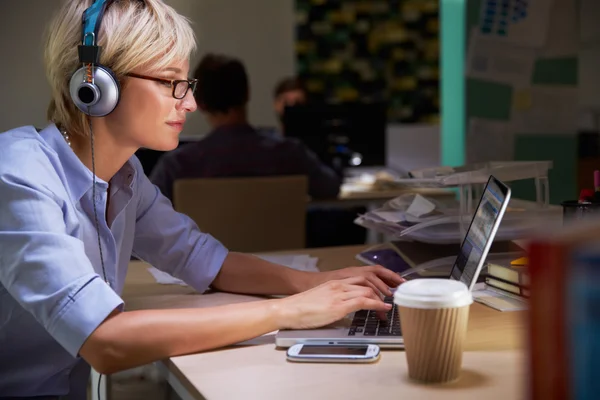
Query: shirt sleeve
0 161 123 358
131 158 229 293
287 139 342 199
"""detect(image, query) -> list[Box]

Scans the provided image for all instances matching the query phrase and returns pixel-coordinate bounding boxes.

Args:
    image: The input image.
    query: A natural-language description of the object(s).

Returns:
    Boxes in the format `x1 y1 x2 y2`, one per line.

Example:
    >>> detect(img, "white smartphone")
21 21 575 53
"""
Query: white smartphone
286 343 381 363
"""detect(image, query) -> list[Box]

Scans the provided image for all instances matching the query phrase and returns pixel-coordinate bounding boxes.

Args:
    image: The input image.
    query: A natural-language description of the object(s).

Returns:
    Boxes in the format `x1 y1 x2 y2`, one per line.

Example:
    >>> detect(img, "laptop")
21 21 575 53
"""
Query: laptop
276 175 511 349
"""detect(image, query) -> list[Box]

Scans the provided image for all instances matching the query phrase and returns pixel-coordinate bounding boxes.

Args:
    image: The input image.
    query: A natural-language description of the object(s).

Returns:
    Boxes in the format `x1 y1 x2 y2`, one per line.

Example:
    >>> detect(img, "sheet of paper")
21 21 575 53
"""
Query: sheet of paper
371 210 405 223
578 46 600 111
511 85 578 134
466 29 537 86
405 194 436 218
467 118 515 164
147 267 188 286
538 0 577 58
580 0 600 45
477 0 553 48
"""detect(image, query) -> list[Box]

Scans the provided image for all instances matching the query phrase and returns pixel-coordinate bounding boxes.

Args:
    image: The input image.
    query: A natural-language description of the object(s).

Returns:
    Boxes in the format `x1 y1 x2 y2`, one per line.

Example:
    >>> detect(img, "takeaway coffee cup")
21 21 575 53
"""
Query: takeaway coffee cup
394 279 473 384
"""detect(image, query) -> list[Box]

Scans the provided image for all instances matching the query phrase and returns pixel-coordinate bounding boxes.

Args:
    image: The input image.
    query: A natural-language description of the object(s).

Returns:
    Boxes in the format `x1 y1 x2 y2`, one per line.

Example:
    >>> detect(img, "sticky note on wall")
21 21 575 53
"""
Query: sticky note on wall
513 88 532 110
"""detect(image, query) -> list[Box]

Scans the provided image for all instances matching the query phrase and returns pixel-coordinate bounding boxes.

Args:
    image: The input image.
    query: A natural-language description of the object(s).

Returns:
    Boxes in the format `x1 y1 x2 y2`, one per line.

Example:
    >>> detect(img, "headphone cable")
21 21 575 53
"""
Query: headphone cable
88 108 108 400
88 110 108 286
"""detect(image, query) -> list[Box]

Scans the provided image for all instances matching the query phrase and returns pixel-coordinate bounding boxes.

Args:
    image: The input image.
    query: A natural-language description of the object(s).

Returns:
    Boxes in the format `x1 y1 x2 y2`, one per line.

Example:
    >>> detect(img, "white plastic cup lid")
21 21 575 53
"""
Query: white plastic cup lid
393 279 473 309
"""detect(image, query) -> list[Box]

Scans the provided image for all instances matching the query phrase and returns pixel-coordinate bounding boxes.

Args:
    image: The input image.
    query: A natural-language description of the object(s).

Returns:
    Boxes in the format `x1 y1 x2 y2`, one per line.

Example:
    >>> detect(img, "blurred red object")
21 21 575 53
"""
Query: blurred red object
579 189 594 203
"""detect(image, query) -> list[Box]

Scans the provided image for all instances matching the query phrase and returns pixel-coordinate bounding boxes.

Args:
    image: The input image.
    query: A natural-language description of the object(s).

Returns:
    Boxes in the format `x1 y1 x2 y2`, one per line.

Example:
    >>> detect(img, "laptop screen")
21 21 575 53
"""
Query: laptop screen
449 177 510 289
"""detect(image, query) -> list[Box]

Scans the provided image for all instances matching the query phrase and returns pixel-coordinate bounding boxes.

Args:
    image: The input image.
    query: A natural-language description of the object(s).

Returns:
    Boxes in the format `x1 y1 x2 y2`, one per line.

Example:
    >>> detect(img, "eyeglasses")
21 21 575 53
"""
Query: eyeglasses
126 73 198 99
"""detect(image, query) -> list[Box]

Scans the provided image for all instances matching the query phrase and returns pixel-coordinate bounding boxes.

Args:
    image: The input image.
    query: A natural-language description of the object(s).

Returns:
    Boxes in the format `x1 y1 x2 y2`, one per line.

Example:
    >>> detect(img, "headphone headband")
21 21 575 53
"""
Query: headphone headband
78 0 115 65
82 0 114 46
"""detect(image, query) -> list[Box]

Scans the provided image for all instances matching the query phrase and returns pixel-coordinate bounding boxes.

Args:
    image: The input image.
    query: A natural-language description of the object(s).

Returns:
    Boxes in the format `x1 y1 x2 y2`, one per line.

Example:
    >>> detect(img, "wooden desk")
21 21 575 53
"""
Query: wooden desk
123 245 527 400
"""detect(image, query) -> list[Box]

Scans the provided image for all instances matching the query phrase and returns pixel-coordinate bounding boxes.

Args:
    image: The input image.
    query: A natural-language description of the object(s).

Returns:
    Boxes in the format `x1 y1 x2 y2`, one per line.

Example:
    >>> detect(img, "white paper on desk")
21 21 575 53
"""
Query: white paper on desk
466 29 536 86
467 118 515 164
147 267 188 286
538 0 577 58
511 85 578 134
476 0 553 48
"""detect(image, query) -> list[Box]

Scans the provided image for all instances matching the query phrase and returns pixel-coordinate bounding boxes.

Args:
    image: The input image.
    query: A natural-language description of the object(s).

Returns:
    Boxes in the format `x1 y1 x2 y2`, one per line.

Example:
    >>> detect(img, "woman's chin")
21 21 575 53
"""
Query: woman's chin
144 137 179 152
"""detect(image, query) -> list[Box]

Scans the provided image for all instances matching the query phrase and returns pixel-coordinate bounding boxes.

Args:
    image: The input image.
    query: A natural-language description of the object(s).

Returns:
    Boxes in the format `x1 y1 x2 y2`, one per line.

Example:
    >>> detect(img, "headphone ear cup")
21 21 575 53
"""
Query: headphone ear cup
70 65 121 116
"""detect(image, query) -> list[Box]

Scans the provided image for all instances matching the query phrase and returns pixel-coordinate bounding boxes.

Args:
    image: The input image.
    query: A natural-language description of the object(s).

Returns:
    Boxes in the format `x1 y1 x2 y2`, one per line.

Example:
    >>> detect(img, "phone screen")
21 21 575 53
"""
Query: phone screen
358 248 412 274
298 345 369 356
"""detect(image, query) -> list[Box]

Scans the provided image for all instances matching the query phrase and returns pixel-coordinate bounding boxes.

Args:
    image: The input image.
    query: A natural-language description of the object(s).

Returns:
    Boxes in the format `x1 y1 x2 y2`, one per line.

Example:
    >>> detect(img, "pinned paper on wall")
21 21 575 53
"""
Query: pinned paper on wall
467 118 515 164
466 28 537 86
512 88 533 111
578 46 600 111
580 0 600 45
478 0 553 48
538 0 577 58
511 86 579 135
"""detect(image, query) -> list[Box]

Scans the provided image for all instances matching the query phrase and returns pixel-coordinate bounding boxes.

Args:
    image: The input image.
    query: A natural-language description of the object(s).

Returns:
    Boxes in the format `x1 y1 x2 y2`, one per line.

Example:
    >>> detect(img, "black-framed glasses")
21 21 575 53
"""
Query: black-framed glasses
126 73 197 99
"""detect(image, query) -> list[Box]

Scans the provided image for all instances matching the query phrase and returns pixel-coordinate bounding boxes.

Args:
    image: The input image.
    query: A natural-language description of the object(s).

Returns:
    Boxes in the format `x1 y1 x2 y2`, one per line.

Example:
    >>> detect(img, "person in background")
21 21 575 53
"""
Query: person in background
271 79 367 248
273 76 307 135
149 54 340 202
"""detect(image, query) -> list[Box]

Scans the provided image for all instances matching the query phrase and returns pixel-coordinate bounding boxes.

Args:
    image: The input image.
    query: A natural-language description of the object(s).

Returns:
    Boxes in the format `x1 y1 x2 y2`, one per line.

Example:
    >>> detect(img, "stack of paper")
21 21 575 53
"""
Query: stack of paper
472 287 528 312
355 193 553 244
147 254 319 286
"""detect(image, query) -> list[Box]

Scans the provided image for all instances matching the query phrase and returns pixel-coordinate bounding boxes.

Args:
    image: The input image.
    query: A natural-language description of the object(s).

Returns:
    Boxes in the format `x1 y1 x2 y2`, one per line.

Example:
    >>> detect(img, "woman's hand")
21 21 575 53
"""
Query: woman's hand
304 265 405 297
274 276 392 330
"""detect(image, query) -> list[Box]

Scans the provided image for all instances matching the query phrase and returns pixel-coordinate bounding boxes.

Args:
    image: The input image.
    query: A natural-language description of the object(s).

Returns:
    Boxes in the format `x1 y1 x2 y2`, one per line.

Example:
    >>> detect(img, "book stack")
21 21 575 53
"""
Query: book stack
484 257 529 299
527 218 600 400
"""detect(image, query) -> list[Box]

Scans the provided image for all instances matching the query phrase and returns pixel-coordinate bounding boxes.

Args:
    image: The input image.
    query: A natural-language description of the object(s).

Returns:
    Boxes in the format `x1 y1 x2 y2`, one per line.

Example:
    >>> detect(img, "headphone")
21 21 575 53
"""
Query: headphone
69 0 120 116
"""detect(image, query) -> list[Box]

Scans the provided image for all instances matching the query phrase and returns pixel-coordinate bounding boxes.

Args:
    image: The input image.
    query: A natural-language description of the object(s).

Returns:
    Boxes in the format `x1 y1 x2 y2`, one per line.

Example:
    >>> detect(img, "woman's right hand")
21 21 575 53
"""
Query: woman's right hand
274 276 392 330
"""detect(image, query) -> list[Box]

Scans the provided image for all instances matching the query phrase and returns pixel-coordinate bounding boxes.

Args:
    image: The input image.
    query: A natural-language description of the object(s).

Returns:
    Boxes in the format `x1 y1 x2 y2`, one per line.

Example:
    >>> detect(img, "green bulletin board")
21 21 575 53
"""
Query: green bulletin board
466 0 578 204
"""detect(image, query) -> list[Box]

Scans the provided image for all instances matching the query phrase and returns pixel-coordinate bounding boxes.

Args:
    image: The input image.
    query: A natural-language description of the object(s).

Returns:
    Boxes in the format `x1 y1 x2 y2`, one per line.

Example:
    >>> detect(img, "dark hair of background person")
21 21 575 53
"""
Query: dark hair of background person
273 77 306 100
193 53 249 113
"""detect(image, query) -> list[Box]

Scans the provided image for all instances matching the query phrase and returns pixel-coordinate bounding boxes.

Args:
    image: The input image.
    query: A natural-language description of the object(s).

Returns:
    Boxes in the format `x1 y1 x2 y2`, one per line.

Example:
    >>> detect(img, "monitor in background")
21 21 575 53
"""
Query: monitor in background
282 102 387 171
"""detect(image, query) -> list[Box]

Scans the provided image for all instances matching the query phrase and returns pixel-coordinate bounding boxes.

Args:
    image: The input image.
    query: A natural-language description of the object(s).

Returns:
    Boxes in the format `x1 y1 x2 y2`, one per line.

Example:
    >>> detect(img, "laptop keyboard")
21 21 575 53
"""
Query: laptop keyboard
348 296 402 337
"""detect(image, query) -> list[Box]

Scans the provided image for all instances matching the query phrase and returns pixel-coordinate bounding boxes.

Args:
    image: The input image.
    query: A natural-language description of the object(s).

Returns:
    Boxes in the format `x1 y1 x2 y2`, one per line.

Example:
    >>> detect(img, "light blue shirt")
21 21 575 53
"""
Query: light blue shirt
0 124 229 398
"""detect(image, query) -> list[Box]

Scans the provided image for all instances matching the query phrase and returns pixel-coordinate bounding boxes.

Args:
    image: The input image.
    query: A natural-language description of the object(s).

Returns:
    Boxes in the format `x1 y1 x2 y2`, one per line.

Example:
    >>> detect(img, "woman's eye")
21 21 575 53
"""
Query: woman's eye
159 80 172 87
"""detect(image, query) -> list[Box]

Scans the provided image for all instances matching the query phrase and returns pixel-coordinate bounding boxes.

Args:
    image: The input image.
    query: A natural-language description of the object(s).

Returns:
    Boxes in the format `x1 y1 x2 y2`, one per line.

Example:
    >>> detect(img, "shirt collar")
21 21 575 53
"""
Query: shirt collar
40 124 137 201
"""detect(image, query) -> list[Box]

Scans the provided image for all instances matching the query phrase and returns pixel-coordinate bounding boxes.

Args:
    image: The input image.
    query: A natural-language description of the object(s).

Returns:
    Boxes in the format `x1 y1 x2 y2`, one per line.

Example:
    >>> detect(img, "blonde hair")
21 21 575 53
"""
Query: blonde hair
44 0 196 137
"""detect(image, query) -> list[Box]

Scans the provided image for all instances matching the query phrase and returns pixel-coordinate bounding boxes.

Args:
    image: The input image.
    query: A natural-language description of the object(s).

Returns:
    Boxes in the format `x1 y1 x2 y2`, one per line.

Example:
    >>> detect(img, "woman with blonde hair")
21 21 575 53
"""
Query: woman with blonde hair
0 0 402 398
